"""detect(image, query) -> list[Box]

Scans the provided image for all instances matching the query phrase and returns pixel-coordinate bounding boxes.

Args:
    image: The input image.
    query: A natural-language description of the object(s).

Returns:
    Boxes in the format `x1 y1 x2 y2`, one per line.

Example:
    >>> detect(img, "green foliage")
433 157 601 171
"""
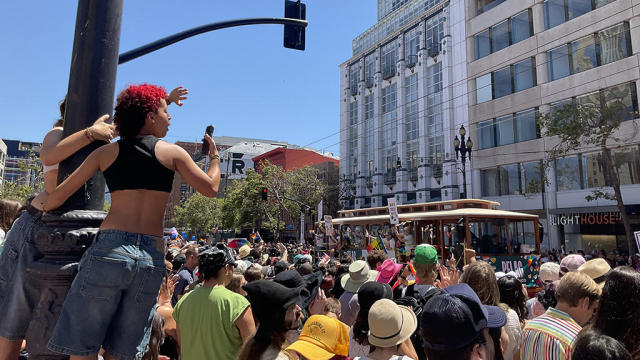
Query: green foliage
220 161 328 238
0 181 36 204
173 193 222 236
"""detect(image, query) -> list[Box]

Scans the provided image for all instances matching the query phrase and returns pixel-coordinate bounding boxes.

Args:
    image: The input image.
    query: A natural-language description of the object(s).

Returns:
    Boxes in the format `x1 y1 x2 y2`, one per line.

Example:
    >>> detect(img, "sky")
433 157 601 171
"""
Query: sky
0 1 377 156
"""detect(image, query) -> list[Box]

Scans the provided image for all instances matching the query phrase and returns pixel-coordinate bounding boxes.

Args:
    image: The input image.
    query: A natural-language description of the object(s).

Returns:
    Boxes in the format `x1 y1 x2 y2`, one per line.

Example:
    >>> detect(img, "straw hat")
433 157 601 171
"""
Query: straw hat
367 298 417 348
340 260 377 293
238 244 251 259
578 258 611 288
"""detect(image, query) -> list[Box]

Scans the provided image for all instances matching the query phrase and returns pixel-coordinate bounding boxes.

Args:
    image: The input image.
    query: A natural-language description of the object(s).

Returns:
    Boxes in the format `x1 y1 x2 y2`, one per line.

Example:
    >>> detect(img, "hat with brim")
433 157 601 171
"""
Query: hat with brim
578 258 611 288
285 315 350 360
238 245 251 259
340 260 377 293
376 259 404 284
367 299 417 348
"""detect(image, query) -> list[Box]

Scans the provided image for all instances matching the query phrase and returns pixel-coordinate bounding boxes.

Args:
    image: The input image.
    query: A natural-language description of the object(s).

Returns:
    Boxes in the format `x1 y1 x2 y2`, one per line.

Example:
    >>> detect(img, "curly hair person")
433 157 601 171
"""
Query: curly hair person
114 84 168 139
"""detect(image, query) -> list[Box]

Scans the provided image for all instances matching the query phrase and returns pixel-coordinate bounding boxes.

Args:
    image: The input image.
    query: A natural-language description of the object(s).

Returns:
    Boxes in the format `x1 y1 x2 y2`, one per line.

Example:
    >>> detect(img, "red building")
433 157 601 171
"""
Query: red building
252 147 339 171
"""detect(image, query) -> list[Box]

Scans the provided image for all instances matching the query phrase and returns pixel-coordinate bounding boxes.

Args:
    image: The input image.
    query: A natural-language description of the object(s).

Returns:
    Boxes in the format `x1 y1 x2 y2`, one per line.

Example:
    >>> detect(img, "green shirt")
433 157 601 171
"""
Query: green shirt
173 286 250 360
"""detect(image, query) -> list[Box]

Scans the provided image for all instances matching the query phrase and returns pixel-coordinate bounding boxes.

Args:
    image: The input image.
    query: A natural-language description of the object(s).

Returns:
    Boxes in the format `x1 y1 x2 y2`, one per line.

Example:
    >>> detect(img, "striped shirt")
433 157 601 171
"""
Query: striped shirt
520 307 581 360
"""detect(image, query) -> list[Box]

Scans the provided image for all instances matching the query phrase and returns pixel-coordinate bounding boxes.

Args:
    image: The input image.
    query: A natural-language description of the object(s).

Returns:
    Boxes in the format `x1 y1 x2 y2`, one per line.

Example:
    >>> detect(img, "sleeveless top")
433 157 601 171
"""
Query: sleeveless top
103 135 174 192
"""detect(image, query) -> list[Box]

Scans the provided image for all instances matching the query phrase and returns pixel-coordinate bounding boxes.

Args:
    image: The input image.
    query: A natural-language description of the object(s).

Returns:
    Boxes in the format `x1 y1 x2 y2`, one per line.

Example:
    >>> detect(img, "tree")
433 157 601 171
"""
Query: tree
173 193 222 236
538 92 639 255
0 181 36 204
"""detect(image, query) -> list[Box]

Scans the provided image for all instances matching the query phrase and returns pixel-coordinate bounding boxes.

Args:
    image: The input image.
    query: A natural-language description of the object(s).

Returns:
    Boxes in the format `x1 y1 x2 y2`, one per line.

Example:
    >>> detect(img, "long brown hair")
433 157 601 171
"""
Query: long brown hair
460 261 501 306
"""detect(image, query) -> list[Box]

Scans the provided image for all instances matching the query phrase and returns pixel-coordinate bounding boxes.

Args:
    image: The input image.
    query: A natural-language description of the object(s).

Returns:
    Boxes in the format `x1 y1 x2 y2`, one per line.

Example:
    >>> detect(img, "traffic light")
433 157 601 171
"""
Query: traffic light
284 0 306 50
261 187 268 200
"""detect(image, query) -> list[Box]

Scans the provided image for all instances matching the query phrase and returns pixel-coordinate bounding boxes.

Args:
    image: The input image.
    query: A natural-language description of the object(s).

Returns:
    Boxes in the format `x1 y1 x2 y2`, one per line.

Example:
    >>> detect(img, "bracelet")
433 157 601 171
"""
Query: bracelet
84 128 94 141
209 154 220 161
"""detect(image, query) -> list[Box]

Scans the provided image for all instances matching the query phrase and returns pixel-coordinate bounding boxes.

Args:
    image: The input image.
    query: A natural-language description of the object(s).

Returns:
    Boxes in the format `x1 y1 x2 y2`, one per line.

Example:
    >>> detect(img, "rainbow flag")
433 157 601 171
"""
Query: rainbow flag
169 227 179 236
228 238 251 249
369 236 387 252
250 232 261 242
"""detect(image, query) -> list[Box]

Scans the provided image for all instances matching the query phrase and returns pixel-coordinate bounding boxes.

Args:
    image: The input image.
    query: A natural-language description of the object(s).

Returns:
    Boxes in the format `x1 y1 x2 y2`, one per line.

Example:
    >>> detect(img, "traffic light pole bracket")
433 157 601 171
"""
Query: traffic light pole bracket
118 17 308 65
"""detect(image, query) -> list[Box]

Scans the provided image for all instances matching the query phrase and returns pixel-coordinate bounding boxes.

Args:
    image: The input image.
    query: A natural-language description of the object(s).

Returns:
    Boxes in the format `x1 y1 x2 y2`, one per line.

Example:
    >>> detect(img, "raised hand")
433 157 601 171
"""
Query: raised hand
168 86 189 106
89 114 116 142
308 289 327 315
436 264 460 289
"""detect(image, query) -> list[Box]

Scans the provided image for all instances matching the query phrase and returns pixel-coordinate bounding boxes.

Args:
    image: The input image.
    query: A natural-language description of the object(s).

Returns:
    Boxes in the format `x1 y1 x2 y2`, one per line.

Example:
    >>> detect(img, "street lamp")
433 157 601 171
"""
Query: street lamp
454 125 473 199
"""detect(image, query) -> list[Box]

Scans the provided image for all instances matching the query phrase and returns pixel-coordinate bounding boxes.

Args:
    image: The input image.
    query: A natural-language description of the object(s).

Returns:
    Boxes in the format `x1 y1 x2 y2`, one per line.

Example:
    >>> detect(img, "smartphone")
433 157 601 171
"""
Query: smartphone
201 125 215 154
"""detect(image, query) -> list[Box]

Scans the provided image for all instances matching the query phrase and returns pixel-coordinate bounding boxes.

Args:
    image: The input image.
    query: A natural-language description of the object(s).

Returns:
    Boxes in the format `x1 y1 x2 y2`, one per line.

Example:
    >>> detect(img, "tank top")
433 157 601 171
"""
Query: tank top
103 135 174 192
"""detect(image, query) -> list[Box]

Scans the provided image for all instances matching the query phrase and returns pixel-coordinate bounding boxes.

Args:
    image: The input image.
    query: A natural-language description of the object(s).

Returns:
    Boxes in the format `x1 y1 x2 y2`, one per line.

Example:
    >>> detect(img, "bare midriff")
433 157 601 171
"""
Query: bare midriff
100 190 170 237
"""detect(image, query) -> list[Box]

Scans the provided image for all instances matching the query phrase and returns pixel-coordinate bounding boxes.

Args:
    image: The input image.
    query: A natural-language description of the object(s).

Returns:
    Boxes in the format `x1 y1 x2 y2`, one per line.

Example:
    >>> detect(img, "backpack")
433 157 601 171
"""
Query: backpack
394 285 443 360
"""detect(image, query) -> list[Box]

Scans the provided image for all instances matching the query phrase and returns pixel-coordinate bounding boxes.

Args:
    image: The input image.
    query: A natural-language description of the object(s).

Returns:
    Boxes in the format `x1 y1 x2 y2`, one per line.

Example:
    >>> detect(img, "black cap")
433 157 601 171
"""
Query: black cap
243 280 302 324
357 282 393 310
420 283 507 351
301 270 323 310
274 261 290 275
200 243 236 267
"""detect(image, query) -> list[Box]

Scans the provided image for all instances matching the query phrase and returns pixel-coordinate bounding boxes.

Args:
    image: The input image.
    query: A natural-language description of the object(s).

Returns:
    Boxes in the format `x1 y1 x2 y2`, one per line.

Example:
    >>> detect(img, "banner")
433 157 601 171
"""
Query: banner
324 215 333 236
300 213 305 245
387 197 399 225
483 255 541 287
318 200 323 221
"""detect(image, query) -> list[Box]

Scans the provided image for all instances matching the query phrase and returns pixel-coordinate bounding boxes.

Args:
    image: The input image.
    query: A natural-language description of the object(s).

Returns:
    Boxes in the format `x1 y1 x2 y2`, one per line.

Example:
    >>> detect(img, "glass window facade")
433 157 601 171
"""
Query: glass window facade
426 14 445 55
350 64 360 96
516 108 538 142
405 26 420 66
500 164 521 195
478 119 495 150
496 114 515 146
481 168 500 196
427 63 444 172
599 23 632 65
474 10 532 60
547 24 631 81
521 161 542 193
365 54 376 88
511 10 532 44
382 84 397 184
405 74 419 141
475 29 491 60
545 0 620 29
475 58 535 102
349 101 359 176
476 74 492 103
475 108 539 149
493 67 512 99
556 156 581 191
491 20 510 53
381 41 397 79
513 58 535 92
364 95 375 175
548 44 571 81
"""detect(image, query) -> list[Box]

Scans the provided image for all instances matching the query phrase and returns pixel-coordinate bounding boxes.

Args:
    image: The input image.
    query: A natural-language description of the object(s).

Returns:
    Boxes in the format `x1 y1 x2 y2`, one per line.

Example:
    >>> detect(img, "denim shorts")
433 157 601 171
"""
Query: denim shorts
47 229 166 360
0 210 44 340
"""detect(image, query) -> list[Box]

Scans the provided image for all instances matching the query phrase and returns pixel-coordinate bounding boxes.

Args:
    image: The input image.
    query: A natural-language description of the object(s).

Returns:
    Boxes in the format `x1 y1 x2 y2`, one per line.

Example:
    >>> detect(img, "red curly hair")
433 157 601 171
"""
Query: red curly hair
114 84 167 139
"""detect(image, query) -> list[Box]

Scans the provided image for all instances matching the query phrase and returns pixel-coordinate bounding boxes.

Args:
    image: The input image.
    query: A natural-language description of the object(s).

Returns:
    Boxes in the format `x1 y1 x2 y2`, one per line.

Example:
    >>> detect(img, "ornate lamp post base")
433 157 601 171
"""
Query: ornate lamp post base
25 210 106 359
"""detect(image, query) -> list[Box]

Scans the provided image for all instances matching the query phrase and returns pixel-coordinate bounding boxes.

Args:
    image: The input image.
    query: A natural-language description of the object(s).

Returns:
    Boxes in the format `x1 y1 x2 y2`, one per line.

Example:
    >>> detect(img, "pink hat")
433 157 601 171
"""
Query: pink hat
560 254 586 276
376 259 404 284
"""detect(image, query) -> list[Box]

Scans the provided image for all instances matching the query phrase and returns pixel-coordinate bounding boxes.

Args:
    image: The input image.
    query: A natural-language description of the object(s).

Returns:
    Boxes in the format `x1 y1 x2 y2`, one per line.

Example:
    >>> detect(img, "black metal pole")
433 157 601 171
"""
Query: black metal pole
119 17 308 64
57 0 124 212
461 158 467 199
26 2 123 358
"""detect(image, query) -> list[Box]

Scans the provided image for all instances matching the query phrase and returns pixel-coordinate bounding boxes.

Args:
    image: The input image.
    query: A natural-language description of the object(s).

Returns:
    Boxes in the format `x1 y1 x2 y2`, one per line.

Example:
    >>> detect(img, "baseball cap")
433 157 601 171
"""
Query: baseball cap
420 283 506 351
560 254 585 276
243 280 302 325
285 315 350 360
539 262 561 283
415 244 438 265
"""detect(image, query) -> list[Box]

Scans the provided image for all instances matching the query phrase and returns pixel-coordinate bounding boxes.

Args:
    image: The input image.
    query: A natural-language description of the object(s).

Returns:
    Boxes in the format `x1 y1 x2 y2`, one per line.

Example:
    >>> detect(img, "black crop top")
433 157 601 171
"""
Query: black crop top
103 135 175 193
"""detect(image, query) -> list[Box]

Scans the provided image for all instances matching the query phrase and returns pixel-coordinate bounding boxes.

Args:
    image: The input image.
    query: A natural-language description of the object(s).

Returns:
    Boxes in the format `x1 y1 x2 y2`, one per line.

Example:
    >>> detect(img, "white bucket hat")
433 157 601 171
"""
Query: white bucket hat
367 298 417 348
340 260 377 293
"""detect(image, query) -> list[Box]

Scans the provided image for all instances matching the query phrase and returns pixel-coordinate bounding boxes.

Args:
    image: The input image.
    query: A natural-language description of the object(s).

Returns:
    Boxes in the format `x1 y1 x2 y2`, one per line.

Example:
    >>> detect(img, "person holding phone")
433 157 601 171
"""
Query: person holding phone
34 84 221 360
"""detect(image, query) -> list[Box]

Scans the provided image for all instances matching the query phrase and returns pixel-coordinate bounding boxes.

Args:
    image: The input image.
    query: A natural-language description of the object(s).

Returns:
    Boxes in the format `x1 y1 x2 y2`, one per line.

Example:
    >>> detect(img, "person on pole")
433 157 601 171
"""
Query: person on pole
0 97 117 360
34 83 221 360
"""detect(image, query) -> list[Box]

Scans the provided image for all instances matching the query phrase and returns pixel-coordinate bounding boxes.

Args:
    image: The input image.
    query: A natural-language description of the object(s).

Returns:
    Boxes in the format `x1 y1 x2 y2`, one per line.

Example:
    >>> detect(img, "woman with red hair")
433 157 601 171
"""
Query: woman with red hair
34 84 221 360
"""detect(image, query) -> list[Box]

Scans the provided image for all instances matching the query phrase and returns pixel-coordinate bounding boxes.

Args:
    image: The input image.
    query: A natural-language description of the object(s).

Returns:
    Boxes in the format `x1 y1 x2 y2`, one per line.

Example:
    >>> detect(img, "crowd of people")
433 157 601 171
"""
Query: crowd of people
149 237 640 360
0 82 638 360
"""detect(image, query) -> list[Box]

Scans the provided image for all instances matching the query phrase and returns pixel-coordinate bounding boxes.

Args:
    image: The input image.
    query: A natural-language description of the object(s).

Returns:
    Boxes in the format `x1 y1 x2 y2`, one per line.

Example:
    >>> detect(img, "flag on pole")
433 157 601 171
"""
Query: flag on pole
249 232 261 242
169 227 178 236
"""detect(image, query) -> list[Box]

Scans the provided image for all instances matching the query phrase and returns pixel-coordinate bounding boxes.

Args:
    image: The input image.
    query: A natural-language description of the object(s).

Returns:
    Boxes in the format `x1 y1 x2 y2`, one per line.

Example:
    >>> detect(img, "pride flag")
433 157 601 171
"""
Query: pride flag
228 238 251 249
169 227 179 236
369 236 387 252
249 232 261 242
